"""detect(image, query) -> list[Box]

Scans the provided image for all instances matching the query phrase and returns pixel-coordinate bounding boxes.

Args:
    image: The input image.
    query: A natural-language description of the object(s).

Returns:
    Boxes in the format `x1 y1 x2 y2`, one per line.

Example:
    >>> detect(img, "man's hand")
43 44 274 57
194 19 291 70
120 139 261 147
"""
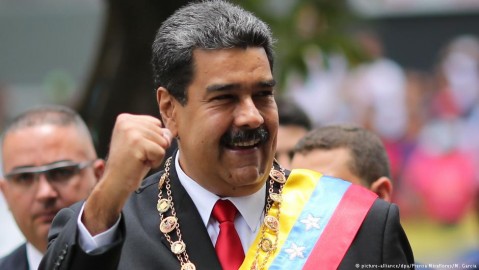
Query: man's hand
82 114 173 235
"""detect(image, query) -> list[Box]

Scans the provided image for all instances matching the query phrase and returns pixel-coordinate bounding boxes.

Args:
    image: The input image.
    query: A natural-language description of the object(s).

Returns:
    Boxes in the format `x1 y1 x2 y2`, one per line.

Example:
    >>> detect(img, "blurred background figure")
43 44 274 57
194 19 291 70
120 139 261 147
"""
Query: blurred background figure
275 97 312 169
0 105 104 270
345 29 408 143
286 48 351 128
291 124 393 202
393 34 479 264
340 29 409 183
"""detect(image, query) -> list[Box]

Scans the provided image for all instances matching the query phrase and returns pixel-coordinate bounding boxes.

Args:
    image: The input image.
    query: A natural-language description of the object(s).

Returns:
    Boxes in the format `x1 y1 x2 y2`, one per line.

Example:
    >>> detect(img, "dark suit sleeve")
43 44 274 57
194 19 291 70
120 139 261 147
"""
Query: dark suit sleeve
340 199 415 270
39 202 126 270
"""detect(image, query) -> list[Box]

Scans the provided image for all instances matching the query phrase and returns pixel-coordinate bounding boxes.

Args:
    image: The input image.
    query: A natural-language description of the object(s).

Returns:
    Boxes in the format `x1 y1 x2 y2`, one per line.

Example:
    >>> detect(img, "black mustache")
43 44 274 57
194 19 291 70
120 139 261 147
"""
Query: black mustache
220 127 269 146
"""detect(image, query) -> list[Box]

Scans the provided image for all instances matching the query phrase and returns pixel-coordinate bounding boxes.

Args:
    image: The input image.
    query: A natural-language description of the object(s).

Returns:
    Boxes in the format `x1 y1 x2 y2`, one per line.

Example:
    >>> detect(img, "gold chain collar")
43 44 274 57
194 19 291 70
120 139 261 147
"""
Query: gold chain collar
157 156 286 270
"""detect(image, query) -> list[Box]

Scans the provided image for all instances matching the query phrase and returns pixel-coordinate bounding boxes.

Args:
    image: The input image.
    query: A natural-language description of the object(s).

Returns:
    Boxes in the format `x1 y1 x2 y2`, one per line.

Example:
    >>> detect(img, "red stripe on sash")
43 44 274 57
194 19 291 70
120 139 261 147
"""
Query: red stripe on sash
302 185 377 269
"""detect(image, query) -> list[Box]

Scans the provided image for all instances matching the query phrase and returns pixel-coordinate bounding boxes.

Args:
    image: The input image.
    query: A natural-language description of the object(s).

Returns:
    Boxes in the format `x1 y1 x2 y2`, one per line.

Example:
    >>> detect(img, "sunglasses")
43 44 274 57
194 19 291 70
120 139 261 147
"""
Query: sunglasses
4 160 95 189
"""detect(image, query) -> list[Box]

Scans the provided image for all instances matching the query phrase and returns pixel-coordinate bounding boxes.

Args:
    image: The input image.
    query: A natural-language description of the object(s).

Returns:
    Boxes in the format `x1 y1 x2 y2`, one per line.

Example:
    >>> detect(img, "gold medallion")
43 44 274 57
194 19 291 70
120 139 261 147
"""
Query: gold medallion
181 262 196 270
264 215 279 232
260 238 274 252
157 199 171 213
269 192 282 203
159 216 177 233
269 169 286 184
171 240 186 254
159 173 167 189
250 260 258 270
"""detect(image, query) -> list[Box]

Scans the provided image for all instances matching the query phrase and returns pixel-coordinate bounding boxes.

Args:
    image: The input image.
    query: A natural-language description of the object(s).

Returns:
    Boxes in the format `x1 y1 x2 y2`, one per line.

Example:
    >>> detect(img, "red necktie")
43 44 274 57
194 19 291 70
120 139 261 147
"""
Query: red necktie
212 199 245 270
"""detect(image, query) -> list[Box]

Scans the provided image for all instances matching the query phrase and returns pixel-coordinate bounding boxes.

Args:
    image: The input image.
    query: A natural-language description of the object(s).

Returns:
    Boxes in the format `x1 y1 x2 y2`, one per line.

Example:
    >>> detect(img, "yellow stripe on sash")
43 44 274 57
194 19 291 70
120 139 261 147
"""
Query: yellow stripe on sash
240 169 323 269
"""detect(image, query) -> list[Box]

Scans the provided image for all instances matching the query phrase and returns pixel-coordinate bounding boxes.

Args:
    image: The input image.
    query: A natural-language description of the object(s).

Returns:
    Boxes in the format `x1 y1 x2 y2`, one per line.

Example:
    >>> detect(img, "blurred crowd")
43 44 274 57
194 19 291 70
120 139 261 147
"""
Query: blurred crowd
283 31 479 264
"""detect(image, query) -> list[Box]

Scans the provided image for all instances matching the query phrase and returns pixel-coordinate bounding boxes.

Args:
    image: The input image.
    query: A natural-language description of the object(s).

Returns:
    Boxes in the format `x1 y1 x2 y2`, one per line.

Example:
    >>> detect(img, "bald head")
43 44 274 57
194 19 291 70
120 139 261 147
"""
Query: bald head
1 105 97 162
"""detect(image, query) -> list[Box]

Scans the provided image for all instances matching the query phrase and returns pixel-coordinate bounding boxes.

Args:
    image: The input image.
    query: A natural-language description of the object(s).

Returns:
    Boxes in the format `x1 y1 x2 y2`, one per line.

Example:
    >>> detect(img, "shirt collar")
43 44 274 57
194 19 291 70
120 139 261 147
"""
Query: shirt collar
26 242 43 270
175 152 265 232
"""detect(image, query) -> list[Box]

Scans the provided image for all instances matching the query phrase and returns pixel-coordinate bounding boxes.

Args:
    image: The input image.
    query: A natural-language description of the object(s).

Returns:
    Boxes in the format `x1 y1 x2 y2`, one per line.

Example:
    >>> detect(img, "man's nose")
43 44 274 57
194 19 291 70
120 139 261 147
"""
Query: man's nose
35 174 58 200
234 98 264 128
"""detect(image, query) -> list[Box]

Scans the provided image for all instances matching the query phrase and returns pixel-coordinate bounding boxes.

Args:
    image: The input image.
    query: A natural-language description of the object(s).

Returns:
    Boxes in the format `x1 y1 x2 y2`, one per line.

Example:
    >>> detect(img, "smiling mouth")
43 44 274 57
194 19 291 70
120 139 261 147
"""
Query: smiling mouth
222 127 269 150
230 137 262 149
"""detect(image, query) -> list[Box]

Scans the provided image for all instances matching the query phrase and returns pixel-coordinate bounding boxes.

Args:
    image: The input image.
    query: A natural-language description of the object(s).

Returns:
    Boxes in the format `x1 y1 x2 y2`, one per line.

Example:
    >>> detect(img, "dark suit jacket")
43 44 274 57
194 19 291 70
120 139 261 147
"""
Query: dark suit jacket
0 243 29 270
40 159 415 270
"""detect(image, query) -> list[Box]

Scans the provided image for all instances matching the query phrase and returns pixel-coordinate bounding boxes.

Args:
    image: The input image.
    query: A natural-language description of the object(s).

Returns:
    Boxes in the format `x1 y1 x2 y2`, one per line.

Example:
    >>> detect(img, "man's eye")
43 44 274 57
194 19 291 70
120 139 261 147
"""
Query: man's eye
253 91 275 101
213 94 234 100
256 90 274 97
11 173 35 185
47 167 77 182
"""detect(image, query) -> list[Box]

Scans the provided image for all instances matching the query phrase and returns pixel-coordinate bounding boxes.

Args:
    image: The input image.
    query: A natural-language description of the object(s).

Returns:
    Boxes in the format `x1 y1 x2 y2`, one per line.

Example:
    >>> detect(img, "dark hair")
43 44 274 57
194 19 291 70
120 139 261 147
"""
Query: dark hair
151 0 275 105
277 97 312 130
293 124 390 185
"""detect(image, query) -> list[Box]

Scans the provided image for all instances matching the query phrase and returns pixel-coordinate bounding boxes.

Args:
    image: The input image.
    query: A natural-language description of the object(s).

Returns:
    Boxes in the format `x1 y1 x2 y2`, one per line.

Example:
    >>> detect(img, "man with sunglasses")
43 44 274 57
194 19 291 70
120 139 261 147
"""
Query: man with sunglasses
0 105 104 270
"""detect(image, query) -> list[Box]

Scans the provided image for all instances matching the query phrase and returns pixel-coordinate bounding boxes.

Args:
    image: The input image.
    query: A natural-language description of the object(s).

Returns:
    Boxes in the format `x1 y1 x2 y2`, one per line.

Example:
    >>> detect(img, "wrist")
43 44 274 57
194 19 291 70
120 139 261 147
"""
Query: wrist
82 179 128 235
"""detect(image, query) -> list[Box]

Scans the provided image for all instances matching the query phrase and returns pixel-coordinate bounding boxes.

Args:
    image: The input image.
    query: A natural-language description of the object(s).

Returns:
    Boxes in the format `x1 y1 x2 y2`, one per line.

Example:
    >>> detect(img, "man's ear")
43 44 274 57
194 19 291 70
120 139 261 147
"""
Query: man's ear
370 177 393 202
93 159 106 182
0 180 11 211
157 87 178 137
0 179 6 194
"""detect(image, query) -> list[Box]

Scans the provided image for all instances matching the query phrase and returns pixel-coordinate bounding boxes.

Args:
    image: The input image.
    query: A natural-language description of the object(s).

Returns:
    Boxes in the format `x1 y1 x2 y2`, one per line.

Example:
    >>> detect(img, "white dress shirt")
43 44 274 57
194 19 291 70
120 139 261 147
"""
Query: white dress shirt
78 151 266 253
26 243 42 270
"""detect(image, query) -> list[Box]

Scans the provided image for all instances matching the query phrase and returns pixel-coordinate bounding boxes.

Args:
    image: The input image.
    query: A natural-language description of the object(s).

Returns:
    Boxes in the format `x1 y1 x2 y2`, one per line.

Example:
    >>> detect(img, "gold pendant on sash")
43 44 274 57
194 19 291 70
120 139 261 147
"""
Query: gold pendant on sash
259 238 274 252
264 215 279 232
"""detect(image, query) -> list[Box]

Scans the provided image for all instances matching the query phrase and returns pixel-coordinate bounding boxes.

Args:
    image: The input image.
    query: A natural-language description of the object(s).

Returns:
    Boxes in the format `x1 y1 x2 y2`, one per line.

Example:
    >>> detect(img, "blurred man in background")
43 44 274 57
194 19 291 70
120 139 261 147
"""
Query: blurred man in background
276 97 312 169
0 105 104 270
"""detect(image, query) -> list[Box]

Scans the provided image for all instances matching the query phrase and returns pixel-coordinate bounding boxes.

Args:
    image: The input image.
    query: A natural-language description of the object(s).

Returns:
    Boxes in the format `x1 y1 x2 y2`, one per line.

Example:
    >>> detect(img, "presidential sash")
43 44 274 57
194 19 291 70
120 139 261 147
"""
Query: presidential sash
241 169 378 270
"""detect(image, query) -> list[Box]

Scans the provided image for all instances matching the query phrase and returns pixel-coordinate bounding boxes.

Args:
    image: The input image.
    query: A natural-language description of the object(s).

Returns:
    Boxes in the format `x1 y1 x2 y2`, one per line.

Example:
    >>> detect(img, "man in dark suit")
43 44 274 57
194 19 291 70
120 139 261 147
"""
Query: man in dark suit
40 1 415 269
0 105 104 270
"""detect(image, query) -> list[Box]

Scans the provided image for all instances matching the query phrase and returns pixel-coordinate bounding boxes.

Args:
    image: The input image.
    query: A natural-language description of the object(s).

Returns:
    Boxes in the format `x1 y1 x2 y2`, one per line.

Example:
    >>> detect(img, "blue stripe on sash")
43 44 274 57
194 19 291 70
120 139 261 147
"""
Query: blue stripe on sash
269 176 351 269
